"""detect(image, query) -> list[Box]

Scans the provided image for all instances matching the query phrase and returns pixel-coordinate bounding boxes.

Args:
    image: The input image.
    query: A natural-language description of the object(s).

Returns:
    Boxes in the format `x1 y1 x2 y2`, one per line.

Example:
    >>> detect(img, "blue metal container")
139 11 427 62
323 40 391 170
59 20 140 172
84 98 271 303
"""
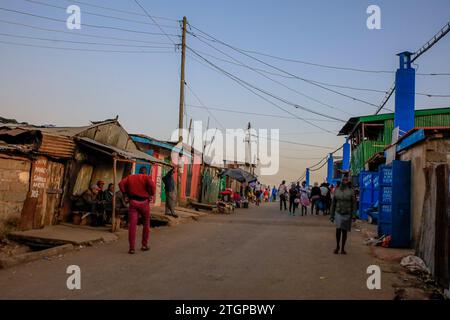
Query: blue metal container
377 160 411 248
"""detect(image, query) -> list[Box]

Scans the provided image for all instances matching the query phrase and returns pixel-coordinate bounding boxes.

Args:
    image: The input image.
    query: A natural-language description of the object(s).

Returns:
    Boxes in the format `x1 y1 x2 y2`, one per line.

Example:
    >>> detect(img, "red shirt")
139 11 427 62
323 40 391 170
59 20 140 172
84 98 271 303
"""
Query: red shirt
119 174 155 200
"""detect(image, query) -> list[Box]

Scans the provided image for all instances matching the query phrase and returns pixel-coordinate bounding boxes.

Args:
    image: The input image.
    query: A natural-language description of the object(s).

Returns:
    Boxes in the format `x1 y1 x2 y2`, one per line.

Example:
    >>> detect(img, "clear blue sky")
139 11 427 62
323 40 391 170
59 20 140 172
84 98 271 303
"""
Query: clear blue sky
0 0 449 185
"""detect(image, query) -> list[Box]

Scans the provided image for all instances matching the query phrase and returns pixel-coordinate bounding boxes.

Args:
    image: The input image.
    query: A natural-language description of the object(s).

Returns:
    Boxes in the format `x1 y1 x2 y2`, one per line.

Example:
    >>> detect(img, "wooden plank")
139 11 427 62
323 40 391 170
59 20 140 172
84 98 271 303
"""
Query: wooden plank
435 164 449 287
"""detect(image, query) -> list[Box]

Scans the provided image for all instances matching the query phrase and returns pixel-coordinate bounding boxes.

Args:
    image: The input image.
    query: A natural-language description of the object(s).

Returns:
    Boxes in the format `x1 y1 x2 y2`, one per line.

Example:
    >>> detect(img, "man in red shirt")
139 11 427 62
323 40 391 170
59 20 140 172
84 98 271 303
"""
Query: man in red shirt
119 166 155 254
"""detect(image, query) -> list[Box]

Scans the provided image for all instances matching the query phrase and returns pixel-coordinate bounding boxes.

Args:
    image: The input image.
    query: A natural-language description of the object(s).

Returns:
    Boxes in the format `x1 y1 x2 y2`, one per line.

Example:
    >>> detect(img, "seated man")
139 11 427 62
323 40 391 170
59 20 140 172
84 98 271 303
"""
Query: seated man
74 184 104 226
103 183 129 226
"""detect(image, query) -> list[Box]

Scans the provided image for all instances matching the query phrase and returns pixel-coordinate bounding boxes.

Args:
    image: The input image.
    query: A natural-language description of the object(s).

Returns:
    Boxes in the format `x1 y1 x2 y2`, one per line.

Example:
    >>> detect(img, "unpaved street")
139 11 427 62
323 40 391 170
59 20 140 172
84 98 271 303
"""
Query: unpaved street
0 203 397 299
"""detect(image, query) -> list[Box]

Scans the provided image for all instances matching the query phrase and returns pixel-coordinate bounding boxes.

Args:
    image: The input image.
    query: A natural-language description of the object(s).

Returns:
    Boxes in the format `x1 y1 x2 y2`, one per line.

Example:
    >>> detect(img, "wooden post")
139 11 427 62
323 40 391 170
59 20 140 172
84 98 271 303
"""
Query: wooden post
178 16 187 144
112 157 117 232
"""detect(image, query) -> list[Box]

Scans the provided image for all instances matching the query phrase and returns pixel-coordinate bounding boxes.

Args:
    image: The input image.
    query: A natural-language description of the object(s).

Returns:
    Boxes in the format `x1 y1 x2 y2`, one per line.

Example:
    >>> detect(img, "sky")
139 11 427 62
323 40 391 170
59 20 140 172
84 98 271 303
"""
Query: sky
0 0 449 186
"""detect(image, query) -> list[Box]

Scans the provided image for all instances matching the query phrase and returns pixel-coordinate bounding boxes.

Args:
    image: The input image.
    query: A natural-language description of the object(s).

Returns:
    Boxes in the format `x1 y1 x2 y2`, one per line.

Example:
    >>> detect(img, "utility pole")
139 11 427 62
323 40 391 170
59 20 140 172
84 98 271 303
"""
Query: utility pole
178 16 187 143
177 16 187 206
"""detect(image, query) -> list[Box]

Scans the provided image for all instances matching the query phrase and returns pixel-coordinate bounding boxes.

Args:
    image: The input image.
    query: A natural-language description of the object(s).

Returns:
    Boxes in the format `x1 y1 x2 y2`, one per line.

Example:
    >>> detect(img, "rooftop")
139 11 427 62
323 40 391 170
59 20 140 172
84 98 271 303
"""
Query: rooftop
338 107 450 136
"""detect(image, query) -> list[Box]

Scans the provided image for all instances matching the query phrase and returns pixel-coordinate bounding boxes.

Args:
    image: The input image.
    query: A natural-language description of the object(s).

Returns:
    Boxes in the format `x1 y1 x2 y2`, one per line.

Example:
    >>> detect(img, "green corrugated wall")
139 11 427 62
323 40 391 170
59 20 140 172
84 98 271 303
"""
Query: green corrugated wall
350 112 450 174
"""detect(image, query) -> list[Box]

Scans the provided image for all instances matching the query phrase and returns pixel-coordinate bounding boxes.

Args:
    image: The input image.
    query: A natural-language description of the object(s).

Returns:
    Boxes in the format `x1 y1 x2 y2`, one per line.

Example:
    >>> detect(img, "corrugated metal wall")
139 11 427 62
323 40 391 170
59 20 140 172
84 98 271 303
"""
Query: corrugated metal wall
351 112 450 174
415 114 450 127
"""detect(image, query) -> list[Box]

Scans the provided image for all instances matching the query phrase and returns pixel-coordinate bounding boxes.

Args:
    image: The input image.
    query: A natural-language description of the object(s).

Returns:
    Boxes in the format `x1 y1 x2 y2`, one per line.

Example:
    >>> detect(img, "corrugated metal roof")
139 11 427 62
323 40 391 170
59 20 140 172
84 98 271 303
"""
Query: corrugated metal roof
0 120 118 137
77 137 171 166
38 133 75 159
339 107 450 136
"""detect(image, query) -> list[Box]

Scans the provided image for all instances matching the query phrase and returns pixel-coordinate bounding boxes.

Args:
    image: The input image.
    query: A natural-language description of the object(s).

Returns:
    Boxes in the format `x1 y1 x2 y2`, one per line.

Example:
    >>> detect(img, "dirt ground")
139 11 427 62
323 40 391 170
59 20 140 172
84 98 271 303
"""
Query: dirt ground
0 202 434 299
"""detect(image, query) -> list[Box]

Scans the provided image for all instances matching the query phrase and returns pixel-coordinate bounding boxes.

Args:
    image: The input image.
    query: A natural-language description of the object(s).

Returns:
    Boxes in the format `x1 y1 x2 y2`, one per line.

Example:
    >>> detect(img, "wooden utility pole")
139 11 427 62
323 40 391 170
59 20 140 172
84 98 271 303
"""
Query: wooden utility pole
178 16 187 143
177 16 187 206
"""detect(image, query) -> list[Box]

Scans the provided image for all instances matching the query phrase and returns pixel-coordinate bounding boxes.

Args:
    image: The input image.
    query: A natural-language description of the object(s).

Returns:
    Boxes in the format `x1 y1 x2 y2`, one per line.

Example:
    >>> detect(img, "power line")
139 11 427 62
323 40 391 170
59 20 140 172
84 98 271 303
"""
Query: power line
0 7 180 38
0 39 175 53
375 21 450 114
0 31 175 48
187 51 339 134
188 33 354 117
0 18 174 45
185 83 226 130
24 0 179 29
189 27 450 76
133 0 178 45
186 104 342 122
188 49 346 126
183 46 448 101
187 26 382 109
65 0 178 21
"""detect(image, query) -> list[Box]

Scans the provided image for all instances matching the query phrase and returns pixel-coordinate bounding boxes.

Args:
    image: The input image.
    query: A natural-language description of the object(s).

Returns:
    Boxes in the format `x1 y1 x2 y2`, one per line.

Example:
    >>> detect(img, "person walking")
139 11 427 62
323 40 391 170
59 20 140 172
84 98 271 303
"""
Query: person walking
278 180 288 211
271 186 277 202
310 182 321 215
330 175 356 255
162 168 178 218
119 167 155 254
288 183 298 215
299 181 310 216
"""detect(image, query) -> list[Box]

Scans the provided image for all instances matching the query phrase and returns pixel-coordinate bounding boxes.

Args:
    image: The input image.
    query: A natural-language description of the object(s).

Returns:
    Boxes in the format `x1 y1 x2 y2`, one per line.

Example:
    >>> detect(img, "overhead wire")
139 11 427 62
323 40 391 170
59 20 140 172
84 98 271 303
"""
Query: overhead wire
0 18 175 45
0 39 175 53
187 48 345 131
187 25 386 109
132 0 178 45
23 0 180 29
0 7 180 38
0 31 175 48
188 32 354 117
186 104 342 122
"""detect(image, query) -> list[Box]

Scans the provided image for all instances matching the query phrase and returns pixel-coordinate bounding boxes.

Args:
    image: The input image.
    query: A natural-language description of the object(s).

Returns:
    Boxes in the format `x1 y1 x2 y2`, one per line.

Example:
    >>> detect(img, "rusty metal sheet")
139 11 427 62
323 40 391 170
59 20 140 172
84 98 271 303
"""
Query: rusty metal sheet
38 133 75 159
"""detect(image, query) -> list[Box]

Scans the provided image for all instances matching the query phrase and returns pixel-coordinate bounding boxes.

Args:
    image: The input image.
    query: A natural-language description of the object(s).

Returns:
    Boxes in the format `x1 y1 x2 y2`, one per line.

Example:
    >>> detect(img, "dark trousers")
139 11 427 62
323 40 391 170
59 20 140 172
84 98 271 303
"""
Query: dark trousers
279 195 287 210
289 197 297 214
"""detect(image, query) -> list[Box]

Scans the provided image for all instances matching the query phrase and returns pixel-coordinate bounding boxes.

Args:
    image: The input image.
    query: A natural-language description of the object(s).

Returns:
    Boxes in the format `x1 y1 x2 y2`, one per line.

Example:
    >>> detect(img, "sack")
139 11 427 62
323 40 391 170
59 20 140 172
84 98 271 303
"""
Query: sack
294 198 300 204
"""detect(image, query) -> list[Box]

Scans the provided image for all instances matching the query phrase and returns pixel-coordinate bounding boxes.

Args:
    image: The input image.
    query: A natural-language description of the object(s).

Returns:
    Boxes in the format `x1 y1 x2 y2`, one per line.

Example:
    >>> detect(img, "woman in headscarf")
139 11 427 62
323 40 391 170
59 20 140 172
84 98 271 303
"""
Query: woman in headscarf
330 174 356 254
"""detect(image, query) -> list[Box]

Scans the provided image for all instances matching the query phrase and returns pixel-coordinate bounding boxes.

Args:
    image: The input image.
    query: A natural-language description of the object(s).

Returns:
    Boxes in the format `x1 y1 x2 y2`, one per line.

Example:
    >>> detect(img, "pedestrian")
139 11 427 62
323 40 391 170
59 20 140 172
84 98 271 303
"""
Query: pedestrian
263 187 269 202
271 186 277 202
330 174 356 255
299 181 310 216
254 181 262 206
288 183 298 215
319 183 330 215
119 167 155 254
162 168 178 218
310 182 321 215
278 180 288 211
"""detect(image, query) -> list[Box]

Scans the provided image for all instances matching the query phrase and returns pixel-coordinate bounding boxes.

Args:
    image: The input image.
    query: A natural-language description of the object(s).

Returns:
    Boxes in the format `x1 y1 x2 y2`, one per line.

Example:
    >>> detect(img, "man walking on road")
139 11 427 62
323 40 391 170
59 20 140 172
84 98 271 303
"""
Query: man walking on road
278 180 288 211
119 167 155 254
162 168 178 218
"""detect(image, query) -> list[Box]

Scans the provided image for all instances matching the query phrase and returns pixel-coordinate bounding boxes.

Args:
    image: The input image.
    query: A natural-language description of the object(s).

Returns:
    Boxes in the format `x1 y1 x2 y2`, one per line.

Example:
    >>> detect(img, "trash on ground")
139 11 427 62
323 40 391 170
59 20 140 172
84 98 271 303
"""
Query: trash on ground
400 255 430 274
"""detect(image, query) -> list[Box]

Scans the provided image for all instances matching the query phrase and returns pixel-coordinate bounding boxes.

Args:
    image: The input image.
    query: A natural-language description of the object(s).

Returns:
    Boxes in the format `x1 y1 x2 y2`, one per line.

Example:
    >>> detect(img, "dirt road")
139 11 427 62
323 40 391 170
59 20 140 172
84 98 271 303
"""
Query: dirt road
0 202 397 299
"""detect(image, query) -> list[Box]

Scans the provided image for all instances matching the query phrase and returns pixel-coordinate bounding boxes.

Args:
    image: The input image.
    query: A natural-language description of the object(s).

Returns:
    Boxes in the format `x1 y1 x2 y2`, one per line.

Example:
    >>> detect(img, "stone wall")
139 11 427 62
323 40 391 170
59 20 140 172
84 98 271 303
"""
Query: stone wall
0 157 31 229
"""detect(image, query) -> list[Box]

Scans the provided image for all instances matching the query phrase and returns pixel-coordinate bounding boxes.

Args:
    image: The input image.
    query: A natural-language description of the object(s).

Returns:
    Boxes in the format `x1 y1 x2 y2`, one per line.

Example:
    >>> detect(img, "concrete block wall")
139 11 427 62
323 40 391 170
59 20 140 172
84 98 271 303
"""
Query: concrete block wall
0 158 31 225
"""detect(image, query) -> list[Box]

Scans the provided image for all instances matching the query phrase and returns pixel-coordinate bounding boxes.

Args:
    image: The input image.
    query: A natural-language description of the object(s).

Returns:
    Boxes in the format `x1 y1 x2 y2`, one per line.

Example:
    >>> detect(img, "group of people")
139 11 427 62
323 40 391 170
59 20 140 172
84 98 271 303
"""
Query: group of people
73 166 179 254
276 176 356 254
74 179 128 227
250 181 279 205
276 180 334 216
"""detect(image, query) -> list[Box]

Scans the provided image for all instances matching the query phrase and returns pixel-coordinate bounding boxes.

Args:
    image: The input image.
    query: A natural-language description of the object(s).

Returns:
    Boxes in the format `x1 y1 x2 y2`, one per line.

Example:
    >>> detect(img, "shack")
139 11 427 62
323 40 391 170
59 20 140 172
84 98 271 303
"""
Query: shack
130 134 203 206
0 125 75 232
0 118 169 233
391 127 450 288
